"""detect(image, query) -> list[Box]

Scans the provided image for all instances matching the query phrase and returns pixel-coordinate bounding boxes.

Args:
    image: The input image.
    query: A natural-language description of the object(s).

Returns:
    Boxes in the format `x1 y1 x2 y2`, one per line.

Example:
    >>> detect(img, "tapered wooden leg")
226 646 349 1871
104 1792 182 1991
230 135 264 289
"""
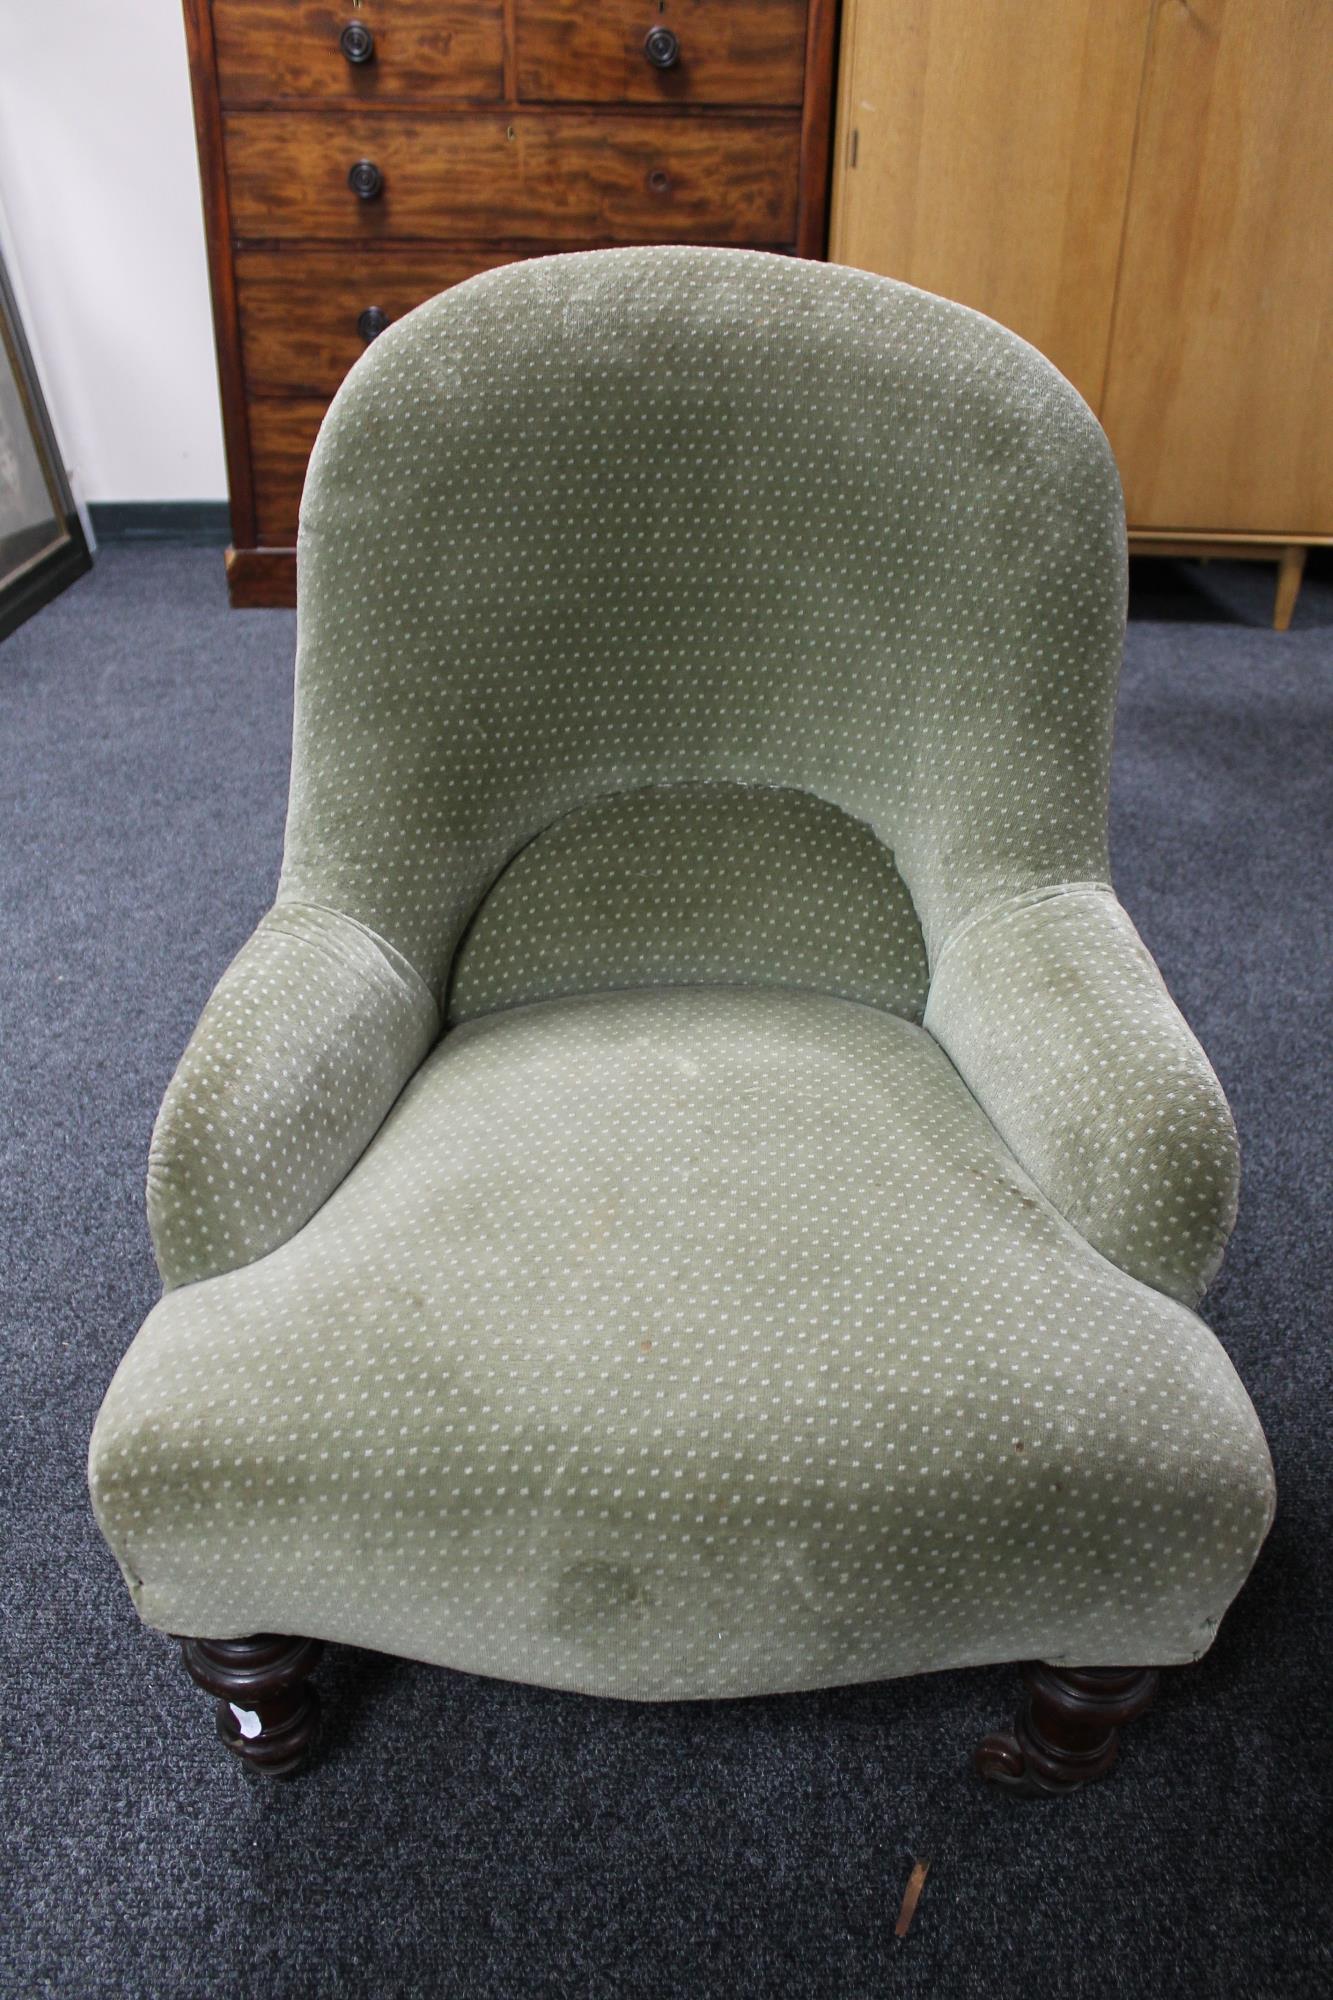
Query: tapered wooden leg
179 1633 323 1778
1273 544 1306 632
975 1663 1159 1797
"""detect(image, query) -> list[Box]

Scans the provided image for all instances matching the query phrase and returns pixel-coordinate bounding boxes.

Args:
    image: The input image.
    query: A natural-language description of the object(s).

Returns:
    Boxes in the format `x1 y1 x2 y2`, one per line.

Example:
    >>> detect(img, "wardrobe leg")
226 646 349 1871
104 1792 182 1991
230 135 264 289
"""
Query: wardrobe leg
179 1633 324 1778
975 1662 1159 1797
1273 543 1305 632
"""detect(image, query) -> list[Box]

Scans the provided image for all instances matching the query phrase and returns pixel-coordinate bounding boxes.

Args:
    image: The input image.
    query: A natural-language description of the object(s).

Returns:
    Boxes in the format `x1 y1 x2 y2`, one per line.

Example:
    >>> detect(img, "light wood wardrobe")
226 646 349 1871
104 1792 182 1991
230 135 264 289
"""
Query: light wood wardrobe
830 0 1333 627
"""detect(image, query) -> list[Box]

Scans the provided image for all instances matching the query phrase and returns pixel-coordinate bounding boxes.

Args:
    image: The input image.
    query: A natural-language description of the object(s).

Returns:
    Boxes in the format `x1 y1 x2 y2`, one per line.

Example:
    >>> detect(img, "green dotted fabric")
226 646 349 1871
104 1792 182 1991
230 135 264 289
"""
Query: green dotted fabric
91 990 1273 1697
448 782 929 1026
924 886 1241 1308
280 245 1125 984
147 903 439 1289
90 247 1274 1694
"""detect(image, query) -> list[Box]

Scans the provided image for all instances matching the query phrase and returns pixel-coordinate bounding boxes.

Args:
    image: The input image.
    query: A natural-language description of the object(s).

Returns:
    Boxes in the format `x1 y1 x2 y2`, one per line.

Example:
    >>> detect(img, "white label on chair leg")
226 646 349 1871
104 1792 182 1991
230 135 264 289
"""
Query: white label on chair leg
229 1703 263 1739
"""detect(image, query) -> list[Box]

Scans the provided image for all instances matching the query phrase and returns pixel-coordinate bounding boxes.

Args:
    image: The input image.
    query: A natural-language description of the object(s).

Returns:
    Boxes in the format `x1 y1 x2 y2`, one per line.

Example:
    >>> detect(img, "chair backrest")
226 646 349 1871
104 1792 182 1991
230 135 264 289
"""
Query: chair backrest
280 246 1126 1010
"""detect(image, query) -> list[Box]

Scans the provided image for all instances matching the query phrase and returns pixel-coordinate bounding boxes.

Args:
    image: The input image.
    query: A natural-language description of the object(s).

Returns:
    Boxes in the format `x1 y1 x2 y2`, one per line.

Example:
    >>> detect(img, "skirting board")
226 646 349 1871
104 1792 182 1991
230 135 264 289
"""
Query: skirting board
90 502 230 547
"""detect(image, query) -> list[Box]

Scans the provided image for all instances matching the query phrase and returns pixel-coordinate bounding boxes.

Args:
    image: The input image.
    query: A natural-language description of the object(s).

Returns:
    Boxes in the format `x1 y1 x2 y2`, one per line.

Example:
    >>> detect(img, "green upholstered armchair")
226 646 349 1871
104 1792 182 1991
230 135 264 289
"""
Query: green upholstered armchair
90 247 1274 1792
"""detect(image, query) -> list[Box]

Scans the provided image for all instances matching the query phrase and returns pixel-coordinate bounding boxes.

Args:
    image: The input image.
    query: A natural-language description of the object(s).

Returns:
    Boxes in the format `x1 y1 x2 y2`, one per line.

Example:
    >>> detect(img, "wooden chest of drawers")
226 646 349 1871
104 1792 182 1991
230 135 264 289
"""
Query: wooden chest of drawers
183 1 839 605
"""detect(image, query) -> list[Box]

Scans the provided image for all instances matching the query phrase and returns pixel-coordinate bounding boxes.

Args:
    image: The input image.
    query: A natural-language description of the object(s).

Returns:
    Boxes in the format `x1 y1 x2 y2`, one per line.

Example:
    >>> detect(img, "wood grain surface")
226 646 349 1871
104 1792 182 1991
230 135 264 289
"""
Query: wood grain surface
248 399 327 544
236 244 523 398
829 0 1153 408
183 0 257 545
212 0 505 103
224 107 800 244
1101 0 1333 534
514 0 806 106
223 547 298 605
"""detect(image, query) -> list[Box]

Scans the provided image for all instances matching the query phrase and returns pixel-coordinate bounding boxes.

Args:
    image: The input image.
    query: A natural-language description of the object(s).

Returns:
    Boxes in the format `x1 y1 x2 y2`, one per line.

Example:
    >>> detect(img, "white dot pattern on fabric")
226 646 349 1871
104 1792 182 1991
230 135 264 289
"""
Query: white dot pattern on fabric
924 887 1241 1305
449 781 929 1026
280 246 1127 986
92 991 1273 1699
147 903 439 1289
90 247 1274 1694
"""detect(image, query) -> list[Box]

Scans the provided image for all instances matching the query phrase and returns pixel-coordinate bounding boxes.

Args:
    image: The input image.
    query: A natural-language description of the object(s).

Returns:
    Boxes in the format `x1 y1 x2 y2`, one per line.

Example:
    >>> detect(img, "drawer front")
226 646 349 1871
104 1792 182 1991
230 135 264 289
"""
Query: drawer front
237 245 522 399
515 0 808 105
249 399 326 545
212 1 505 103
224 109 800 244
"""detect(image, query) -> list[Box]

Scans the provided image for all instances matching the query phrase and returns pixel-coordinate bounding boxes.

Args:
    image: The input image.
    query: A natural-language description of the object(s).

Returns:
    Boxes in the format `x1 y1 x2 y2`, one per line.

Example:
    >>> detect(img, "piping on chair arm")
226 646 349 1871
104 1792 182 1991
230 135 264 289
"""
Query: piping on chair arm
147 902 440 1290
922 884 1239 1308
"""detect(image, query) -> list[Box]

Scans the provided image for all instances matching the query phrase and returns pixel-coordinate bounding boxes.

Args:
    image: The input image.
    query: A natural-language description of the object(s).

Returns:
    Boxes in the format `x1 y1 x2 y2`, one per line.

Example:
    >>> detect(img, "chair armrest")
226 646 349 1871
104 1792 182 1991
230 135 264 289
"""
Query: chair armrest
922 886 1238 1306
147 903 440 1289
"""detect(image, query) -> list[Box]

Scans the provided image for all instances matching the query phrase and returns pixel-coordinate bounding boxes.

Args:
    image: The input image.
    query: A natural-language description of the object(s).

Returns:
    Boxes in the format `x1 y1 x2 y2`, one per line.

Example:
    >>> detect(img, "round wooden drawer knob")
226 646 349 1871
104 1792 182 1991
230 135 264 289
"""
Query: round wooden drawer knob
347 159 384 201
643 26 681 70
340 22 375 65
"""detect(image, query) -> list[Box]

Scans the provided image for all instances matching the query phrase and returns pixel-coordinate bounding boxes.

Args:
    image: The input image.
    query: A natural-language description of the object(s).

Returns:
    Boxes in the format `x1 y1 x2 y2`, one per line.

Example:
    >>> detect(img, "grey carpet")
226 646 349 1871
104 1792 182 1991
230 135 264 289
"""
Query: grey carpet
2 546 1330 2000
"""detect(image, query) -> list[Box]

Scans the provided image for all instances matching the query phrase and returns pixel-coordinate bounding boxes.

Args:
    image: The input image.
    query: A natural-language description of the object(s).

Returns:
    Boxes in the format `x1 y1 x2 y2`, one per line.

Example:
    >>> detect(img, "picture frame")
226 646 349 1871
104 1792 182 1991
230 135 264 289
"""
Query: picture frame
0 243 91 643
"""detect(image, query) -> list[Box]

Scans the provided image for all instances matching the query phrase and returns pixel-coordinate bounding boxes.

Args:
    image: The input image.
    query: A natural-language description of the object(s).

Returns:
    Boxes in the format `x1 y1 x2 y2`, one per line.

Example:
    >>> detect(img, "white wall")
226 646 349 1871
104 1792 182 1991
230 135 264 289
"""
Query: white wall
0 0 226 502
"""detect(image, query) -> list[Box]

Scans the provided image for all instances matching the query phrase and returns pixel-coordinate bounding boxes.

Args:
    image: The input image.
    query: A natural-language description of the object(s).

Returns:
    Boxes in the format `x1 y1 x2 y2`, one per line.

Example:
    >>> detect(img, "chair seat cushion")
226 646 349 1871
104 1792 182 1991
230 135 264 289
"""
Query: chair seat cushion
90 987 1273 1700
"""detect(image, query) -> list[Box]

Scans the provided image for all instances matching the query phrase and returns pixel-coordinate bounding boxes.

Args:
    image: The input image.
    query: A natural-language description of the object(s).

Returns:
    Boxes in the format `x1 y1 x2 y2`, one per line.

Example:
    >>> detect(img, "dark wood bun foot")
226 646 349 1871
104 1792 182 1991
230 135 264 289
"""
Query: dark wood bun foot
976 1662 1160 1797
180 1633 324 1778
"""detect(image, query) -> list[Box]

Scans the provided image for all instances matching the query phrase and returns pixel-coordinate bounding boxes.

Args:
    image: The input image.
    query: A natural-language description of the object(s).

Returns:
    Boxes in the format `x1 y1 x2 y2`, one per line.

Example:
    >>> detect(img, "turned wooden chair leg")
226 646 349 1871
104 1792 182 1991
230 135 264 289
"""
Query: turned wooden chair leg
975 1663 1159 1797
179 1634 324 1778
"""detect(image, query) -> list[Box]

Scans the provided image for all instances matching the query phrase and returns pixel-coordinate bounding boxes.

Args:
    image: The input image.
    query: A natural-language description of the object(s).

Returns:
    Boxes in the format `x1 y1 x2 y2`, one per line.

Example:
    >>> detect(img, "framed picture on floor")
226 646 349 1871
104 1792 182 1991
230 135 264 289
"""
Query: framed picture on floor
0 244 91 643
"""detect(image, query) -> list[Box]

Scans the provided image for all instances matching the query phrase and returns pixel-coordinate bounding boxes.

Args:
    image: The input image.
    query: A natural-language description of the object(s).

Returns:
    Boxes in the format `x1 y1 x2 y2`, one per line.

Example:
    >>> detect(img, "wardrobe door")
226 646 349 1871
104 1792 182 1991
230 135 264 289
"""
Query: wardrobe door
1101 0 1333 535
828 0 1152 409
